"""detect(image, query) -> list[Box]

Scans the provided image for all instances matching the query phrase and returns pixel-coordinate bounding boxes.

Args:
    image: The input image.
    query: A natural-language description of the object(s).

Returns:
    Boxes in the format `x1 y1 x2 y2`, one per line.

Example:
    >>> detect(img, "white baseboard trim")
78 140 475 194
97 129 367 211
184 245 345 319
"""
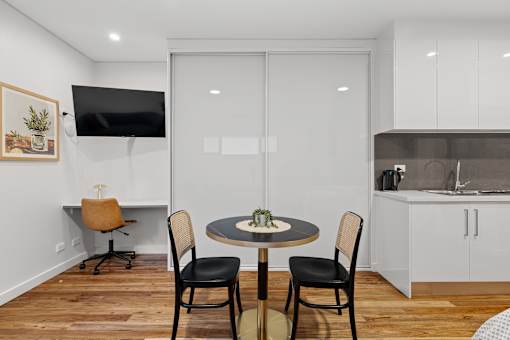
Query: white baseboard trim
0 252 87 306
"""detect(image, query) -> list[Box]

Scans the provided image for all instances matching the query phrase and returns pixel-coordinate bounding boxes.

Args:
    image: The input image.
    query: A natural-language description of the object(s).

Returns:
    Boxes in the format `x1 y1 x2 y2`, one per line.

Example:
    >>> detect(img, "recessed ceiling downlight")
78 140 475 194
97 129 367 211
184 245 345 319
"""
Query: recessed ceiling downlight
426 51 437 57
337 86 349 92
109 33 120 41
209 89 221 95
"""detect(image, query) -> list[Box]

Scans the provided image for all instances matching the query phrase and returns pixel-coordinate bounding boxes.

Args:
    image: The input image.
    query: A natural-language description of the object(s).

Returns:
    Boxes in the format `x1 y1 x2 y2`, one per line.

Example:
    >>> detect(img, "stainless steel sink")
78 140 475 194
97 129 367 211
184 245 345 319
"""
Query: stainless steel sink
423 189 510 196
424 190 480 196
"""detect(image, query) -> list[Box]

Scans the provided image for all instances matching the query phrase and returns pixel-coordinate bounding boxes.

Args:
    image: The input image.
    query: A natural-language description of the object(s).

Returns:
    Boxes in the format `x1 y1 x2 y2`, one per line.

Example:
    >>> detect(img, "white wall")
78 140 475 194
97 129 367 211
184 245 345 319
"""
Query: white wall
0 0 93 304
0 1 169 304
84 62 169 254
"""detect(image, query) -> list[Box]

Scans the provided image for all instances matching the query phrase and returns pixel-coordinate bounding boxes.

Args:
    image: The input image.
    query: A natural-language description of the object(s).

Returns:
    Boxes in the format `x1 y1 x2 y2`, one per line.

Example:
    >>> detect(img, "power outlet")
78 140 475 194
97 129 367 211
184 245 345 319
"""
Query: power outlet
71 237 81 247
55 242 65 254
394 164 406 172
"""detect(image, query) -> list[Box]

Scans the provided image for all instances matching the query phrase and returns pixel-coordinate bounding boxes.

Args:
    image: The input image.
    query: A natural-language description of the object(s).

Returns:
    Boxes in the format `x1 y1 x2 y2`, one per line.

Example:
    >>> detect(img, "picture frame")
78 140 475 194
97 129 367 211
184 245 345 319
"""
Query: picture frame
0 82 60 161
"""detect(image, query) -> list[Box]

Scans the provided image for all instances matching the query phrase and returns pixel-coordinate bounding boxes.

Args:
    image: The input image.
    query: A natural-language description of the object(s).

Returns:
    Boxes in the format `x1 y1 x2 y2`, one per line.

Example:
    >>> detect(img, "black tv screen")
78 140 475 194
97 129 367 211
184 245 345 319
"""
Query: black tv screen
72 85 165 137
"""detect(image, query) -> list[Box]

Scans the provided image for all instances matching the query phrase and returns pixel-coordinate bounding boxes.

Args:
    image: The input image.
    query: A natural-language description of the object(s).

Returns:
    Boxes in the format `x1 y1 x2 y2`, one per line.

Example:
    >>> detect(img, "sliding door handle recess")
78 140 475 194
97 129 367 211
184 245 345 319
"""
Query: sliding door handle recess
474 208 479 237
464 209 469 237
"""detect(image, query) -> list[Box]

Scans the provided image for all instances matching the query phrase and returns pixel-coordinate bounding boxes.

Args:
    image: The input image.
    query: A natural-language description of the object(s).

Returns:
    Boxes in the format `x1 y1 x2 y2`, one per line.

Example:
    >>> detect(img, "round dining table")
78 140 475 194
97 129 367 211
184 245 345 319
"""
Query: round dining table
206 216 319 340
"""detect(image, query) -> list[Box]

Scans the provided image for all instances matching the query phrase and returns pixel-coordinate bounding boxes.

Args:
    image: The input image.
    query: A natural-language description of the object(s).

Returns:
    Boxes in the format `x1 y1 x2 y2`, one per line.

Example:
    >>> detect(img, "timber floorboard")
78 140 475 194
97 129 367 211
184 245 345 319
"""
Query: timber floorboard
0 255 508 339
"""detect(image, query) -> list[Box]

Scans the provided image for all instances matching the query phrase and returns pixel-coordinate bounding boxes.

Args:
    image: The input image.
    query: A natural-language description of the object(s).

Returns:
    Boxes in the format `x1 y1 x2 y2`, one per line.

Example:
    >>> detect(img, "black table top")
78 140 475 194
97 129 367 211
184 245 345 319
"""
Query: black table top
206 216 319 248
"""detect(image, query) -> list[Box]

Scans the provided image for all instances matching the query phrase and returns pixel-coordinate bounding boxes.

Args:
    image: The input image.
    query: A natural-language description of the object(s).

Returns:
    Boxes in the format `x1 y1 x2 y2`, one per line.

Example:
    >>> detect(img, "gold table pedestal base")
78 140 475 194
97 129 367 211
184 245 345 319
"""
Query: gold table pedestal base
237 308 292 340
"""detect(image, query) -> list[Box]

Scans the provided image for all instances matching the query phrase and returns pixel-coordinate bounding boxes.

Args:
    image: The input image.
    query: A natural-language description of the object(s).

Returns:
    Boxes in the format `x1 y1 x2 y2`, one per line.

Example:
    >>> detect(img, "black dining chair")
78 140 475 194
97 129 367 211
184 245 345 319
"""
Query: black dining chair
284 211 363 340
168 210 243 340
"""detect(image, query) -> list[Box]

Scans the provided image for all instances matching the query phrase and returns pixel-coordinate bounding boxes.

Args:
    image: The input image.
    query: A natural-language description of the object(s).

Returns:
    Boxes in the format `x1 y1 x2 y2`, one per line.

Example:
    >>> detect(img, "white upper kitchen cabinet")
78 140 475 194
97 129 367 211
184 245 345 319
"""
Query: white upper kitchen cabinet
437 40 478 129
479 40 510 129
470 205 510 281
394 40 437 129
375 37 510 132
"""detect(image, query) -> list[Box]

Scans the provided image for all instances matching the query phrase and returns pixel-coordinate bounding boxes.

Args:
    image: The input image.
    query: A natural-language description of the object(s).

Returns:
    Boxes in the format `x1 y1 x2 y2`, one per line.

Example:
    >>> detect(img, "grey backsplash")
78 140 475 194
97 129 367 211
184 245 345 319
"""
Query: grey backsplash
374 133 510 190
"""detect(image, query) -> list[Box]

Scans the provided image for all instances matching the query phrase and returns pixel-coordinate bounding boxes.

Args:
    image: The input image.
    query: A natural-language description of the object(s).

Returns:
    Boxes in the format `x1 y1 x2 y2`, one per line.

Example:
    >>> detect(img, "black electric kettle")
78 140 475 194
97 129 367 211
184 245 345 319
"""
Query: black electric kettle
382 168 404 191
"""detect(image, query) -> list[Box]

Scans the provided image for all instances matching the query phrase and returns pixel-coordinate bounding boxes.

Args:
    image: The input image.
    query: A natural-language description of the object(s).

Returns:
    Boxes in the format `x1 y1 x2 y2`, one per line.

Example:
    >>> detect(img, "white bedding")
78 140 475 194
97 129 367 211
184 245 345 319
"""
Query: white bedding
473 308 510 340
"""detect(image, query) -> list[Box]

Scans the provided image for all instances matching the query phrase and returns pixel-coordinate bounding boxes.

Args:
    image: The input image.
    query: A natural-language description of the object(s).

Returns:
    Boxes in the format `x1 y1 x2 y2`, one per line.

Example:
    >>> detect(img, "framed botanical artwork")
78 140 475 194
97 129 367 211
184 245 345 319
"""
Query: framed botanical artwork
0 82 59 161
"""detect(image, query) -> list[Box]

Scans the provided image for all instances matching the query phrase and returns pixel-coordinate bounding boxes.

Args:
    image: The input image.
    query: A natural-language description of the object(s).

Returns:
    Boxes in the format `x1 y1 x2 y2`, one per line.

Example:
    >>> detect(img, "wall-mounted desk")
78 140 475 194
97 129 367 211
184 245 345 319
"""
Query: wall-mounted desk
62 201 168 209
62 201 170 260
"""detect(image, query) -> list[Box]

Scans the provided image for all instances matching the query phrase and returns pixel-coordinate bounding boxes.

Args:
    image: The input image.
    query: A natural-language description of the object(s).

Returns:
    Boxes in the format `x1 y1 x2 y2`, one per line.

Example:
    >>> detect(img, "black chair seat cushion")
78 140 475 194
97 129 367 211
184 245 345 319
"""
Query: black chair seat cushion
181 257 240 287
289 256 349 288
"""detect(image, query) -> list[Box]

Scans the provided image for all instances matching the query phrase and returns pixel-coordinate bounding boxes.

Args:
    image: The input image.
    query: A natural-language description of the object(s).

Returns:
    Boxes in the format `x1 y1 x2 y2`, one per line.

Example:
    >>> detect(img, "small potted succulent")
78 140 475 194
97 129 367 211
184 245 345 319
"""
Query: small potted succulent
23 105 51 151
249 208 277 228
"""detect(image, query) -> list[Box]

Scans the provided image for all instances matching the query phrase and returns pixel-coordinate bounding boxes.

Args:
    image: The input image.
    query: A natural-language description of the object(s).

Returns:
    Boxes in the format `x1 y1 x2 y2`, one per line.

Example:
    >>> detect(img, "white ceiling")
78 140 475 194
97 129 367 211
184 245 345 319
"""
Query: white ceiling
7 0 510 62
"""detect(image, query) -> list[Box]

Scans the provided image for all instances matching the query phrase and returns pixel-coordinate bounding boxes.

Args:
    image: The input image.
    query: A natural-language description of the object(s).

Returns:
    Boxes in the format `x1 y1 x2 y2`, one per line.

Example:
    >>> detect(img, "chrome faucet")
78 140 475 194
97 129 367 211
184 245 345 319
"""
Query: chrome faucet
454 160 471 192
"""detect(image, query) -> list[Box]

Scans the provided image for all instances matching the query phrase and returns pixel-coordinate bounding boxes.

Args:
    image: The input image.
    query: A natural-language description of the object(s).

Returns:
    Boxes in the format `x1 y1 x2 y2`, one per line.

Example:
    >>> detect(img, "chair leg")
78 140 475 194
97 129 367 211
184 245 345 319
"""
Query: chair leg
290 284 300 340
92 254 109 275
235 281 243 313
81 252 107 263
111 252 132 269
171 291 181 340
348 295 357 340
112 252 131 263
186 287 195 314
80 253 106 270
284 279 293 312
117 250 136 259
228 285 238 340
335 288 342 315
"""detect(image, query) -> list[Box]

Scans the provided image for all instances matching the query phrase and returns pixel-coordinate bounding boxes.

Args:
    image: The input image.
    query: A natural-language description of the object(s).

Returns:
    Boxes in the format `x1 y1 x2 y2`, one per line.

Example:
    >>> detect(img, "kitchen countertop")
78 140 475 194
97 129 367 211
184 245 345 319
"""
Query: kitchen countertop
374 190 510 203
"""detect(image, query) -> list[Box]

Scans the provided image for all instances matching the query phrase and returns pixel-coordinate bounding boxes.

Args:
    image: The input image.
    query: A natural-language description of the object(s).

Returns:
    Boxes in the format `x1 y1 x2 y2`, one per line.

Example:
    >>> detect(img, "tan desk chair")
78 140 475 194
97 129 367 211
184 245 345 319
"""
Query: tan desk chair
79 198 137 275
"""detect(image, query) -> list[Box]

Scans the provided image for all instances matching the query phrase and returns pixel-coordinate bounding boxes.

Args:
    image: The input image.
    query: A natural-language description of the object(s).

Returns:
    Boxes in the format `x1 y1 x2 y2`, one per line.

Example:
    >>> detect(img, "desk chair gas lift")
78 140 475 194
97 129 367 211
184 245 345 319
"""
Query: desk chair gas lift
284 211 364 340
79 198 137 275
168 210 243 340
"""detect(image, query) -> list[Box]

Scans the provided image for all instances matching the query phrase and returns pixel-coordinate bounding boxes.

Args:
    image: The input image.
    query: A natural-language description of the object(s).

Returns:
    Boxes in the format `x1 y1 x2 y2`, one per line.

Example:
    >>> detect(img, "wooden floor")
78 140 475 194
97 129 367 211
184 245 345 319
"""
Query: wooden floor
0 255 508 340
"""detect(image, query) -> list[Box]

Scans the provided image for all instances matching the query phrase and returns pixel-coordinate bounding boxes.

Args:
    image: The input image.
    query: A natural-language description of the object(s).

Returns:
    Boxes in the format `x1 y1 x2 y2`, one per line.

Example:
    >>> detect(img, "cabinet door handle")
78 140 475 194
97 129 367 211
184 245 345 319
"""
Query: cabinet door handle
464 209 469 237
474 208 479 237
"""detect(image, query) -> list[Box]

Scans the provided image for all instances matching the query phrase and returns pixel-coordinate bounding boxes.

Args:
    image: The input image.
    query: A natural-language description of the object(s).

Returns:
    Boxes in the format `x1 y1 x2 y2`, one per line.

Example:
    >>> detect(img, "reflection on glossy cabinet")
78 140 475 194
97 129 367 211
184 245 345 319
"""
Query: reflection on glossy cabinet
395 40 437 129
470 206 510 281
479 41 510 129
411 204 470 282
437 40 478 129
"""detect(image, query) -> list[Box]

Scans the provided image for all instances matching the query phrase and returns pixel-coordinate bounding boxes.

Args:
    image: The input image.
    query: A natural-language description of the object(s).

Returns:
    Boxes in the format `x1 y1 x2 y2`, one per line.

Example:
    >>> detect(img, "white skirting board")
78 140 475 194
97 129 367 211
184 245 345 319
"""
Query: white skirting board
0 252 87 306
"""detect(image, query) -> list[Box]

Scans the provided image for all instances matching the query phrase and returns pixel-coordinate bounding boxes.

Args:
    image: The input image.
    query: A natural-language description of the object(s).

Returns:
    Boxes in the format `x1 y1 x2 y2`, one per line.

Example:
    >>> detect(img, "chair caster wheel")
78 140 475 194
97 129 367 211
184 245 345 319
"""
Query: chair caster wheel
126 263 132 269
93 269 100 275
79 263 86 270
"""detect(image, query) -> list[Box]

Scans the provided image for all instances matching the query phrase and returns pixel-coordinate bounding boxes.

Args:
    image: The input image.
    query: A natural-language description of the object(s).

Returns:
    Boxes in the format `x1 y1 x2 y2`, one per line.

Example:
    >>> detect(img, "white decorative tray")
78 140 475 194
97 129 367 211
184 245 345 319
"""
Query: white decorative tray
235 219 291 233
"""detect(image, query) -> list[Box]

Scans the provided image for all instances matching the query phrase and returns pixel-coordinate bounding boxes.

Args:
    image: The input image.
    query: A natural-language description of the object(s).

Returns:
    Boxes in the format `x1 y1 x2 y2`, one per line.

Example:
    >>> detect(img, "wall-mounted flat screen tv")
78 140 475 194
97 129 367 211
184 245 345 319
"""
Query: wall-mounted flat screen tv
72 85 165 137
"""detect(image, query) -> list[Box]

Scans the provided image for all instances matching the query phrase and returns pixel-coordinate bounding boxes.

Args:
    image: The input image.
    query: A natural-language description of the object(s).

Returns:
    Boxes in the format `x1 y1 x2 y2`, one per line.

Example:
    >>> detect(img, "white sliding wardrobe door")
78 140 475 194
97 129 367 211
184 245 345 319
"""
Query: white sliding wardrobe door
172 54 265 266
268 53 370 267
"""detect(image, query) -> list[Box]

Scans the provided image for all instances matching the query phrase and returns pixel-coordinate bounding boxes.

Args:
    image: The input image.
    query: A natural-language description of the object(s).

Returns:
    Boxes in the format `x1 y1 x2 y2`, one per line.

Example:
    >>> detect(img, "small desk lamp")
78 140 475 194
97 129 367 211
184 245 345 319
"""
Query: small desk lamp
94 184 107 199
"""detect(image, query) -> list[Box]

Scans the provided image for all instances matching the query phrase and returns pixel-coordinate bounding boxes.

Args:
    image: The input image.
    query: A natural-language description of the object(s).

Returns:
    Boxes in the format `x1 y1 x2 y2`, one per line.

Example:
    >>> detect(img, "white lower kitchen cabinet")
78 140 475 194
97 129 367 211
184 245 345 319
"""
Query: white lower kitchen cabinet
411 204 470 282
470 205 510 281
374 191 510 297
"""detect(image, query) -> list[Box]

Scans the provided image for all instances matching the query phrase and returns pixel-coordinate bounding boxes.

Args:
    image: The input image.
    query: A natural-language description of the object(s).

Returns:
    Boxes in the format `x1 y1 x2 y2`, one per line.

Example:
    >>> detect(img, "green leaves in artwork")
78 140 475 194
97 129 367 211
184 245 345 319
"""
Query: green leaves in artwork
23 106 51 134
8 130 22 139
